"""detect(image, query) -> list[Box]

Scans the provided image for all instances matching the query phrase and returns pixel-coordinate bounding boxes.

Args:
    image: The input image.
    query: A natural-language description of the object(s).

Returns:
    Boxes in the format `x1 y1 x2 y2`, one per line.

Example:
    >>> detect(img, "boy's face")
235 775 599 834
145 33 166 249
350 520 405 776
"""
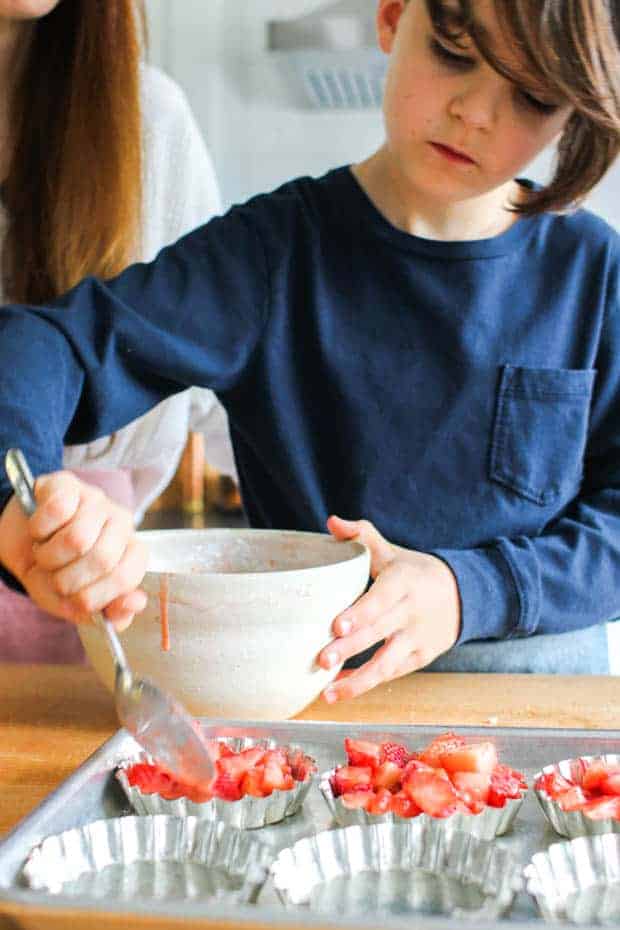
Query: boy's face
377 0 572 204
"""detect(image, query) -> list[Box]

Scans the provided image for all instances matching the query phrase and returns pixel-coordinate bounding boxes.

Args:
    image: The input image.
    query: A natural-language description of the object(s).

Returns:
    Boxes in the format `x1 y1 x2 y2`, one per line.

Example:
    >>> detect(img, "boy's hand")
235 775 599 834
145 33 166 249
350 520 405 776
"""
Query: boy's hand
0 471 147 631
318 515 461 703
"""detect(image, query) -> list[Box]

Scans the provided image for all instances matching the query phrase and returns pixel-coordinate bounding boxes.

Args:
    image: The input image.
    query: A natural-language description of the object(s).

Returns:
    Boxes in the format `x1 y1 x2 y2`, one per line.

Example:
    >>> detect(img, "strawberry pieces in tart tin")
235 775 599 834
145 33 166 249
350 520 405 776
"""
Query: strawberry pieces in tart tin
116 736 317 830
534 754 620 837
320 732 527 840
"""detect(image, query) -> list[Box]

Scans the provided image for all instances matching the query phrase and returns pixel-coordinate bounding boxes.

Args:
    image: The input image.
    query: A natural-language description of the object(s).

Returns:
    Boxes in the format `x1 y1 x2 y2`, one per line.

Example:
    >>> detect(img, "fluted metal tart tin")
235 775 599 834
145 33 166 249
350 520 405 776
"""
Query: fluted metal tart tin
534 754 620 838
21 815 272 903
116 736 316 829
271 820 521 919
524 833 620 924
319 767 524 840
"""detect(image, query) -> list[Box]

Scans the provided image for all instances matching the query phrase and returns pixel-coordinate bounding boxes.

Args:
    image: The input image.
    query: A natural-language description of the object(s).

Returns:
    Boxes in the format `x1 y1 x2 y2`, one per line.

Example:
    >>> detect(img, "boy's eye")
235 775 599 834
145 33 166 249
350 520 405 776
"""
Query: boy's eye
517 89 560 115
429 37 474 69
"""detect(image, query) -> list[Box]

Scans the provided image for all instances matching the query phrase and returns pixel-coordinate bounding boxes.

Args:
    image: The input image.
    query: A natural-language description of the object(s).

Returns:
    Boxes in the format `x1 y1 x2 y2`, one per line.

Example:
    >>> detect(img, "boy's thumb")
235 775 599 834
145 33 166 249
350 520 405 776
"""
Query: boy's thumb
326 514 394 576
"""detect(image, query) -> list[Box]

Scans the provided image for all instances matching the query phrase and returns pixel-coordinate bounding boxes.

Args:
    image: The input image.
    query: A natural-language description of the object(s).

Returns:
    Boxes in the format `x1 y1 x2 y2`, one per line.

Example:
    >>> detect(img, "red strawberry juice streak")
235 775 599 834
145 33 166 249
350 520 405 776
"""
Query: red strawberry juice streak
159 573 170 651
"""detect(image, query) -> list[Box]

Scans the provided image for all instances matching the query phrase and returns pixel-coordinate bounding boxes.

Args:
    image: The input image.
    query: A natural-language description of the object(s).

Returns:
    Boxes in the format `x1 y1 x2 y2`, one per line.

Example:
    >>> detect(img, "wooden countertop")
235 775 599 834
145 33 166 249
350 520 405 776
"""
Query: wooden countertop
1 663 619 929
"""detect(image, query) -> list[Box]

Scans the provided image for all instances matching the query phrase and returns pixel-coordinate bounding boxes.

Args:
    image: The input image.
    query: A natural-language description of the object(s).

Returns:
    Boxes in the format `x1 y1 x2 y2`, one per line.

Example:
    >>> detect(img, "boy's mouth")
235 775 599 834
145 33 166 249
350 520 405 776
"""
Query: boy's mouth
430 142 476 165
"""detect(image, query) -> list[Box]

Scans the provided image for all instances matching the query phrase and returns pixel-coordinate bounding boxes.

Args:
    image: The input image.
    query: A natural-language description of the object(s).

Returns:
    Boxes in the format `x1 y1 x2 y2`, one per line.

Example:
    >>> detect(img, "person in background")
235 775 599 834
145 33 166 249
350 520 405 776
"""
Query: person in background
0 0 236 662
0 0 618 694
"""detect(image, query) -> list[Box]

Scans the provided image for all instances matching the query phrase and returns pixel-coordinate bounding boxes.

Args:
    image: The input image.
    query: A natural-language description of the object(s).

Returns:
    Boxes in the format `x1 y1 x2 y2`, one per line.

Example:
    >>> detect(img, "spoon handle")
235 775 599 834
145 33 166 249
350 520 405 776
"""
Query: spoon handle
5 449 36 516
4 449 132 681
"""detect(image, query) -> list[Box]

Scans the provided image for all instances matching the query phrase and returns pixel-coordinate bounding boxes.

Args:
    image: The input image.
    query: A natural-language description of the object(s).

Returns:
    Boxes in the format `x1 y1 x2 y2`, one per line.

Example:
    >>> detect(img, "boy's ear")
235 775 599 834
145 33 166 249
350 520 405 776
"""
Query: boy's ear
376 0 407 54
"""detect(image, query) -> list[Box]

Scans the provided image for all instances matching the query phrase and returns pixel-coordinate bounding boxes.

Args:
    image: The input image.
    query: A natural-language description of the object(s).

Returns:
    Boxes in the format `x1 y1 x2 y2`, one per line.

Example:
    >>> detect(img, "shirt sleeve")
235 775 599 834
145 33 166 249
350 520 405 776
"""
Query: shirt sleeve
433 269 620 644
0 203 269 507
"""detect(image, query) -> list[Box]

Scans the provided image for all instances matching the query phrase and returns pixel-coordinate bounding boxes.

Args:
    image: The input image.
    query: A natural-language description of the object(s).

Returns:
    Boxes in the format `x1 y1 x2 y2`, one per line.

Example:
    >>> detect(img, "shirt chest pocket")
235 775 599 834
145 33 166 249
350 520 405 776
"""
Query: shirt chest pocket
489 365 596 506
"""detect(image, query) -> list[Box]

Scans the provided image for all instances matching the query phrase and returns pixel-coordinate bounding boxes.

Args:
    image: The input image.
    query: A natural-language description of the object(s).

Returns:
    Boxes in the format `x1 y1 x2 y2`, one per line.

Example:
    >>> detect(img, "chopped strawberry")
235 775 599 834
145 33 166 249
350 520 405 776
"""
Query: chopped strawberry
287 749 316 782
241 769 268 798
344 738 382 769
373 761 403 791
380 742 409 768
216 748 266 784
341 790 374 810
557 786 588 811
402 758 434 779
263 757 294 792
581 795 620 820
601 772 620 796
332 765 373 796
264 748 289 770
418 732 467 768
390 790 421 818
451 771 491 807
402 770 460 817
582 760 620 792
440 741 498 775
368 787 393 815
535 770 574 798
487 765 525 808
212 771 243 801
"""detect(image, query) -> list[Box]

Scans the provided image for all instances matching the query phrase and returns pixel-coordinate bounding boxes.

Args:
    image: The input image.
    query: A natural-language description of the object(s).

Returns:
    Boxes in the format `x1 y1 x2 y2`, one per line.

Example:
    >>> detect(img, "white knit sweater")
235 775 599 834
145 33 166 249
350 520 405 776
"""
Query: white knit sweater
60 66 236 521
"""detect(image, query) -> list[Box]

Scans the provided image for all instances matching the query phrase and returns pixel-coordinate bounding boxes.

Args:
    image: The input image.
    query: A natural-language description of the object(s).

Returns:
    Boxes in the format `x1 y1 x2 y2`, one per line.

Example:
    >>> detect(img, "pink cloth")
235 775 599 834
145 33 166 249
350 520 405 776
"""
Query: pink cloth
0 469 135 663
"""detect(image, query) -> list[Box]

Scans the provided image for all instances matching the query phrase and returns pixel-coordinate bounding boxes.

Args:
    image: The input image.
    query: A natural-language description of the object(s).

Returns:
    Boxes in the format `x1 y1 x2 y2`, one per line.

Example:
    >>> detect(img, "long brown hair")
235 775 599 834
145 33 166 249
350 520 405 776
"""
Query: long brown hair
3 1 145 304
424 0 620 214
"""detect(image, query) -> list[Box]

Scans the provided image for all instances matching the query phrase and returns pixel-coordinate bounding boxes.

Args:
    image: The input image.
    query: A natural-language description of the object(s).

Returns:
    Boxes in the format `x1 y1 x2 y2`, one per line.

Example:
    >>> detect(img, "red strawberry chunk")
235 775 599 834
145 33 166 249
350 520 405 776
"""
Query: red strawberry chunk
487 765 525 808
418 732 466 768
581 795 620 820
451 771 491 807
390 790 421 819
380 742 409 768
212 771 243 801
440 741 498 775
535 770 573 798
332 765 373 796
373 761 403 791
263 758 294 792
344 738 382 769
403 770 460 817
557 786 588 811
241 769 268 798
368 787 393 815
582 760 620 792
341 790 374 810
601 772 620 796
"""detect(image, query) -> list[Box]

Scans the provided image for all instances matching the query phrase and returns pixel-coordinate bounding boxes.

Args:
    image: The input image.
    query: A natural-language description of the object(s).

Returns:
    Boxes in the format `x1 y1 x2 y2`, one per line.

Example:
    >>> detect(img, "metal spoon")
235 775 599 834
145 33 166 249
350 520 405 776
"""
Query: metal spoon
5 448 214 786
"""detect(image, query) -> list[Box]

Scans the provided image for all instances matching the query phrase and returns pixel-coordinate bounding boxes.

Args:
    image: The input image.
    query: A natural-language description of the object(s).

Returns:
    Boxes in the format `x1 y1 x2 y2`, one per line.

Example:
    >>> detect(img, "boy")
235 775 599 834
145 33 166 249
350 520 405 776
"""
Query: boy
0 0 618 701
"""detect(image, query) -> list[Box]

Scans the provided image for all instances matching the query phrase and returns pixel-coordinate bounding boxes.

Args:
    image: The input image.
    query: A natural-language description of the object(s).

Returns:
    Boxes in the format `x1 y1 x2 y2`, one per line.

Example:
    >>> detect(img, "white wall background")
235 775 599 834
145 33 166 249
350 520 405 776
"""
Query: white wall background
145 0 620 669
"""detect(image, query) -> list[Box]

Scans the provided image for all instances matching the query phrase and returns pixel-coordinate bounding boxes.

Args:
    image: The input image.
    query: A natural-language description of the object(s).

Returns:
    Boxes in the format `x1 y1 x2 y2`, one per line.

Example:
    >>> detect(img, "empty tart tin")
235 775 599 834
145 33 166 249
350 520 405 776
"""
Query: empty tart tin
21 814 273 903
271 819 520 920
534 755 620 838
525 833 620 925
116 736 317 830
319 768 524 840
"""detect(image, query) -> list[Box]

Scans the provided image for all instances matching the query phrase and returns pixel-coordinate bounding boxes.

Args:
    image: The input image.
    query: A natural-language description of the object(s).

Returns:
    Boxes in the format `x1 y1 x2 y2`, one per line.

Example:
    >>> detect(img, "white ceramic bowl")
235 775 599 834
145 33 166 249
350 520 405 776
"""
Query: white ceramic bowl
78 529 369 720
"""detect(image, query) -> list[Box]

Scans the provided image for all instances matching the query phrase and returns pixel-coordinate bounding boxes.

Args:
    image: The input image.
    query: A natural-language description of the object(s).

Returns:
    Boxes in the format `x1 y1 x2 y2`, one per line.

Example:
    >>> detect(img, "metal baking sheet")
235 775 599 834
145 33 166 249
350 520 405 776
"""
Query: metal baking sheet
1 721 619 929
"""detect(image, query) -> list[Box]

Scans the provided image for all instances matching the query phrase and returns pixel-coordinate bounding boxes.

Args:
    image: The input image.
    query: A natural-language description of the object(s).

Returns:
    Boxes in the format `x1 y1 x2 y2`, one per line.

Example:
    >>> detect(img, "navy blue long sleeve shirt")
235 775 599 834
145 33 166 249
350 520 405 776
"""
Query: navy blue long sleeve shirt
0 167 618 656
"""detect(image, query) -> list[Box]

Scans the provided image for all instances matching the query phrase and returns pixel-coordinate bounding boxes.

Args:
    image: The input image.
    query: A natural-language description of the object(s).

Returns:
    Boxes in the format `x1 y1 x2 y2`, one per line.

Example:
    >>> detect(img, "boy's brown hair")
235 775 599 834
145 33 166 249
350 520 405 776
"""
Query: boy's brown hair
409 0 620 213
4 1 145 304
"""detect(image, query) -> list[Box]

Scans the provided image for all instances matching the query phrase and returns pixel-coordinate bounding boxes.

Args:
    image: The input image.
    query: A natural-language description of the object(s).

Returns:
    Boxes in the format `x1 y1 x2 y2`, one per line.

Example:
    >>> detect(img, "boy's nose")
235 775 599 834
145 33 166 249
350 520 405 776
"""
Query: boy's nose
448 79 502 131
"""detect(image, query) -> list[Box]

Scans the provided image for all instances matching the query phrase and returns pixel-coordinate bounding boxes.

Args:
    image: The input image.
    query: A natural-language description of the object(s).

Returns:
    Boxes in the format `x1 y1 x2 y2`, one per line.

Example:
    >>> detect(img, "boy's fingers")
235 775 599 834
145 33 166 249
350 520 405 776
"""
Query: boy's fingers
30 473 82 541
319 594 411 670
50 514 132 596
330 560 411 637
66 538 148 619
323 630 417 703
33 499 109 571
103 589 149 631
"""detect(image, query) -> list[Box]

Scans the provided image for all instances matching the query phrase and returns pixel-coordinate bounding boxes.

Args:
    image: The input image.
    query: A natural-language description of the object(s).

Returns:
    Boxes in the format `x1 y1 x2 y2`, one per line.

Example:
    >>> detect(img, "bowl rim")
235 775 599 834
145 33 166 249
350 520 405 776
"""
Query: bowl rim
137 528 369 578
